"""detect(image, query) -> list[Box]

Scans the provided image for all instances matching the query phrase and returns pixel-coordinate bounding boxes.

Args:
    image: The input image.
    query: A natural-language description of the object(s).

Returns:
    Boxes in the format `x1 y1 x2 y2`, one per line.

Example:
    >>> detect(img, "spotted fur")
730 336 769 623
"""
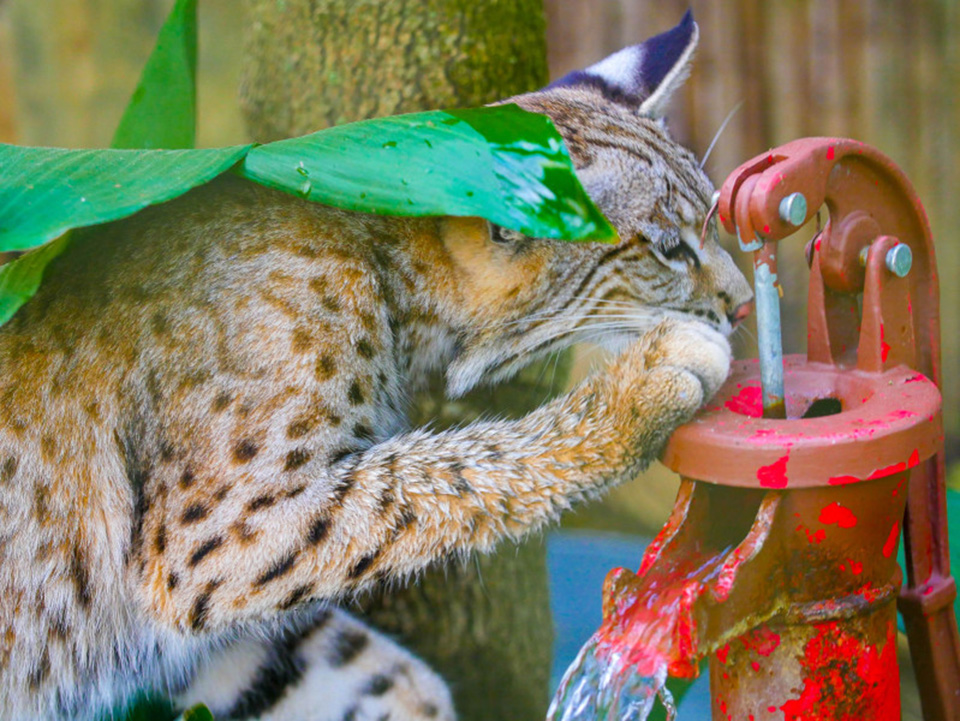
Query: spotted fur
0 13 750 721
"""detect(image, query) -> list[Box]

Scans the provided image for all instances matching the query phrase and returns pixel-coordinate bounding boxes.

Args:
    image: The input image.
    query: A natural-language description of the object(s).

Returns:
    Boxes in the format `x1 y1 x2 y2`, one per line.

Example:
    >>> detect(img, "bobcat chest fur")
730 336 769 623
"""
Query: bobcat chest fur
0 12 751 721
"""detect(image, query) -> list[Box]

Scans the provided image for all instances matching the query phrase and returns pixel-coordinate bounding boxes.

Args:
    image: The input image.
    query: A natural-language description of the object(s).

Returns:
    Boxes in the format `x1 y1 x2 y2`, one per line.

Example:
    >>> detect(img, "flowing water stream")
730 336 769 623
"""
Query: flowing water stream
547 546 732 721
546 635 675 721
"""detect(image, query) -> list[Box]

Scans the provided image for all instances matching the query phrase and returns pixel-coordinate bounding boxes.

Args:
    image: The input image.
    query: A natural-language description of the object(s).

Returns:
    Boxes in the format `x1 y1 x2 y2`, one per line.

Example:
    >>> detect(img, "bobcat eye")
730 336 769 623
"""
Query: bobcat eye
654 237 701 270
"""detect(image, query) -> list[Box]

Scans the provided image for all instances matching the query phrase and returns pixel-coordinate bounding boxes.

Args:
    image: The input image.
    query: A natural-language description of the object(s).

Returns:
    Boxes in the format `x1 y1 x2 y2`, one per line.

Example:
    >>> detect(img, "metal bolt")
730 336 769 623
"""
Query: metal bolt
779 192 808 227
885 243 913 278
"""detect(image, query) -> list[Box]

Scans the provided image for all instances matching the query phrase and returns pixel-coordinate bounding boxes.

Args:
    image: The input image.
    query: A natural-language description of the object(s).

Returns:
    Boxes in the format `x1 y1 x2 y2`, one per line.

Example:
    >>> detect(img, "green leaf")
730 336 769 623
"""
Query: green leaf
111 0 198 150
239 105 618 243
0 234 71 326
0 144 251 252
176 704 214 721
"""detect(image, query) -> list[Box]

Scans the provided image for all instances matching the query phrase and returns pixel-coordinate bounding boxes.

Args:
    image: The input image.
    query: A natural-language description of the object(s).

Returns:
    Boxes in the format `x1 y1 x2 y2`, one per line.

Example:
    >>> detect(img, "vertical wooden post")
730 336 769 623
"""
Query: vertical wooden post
240 3 557 719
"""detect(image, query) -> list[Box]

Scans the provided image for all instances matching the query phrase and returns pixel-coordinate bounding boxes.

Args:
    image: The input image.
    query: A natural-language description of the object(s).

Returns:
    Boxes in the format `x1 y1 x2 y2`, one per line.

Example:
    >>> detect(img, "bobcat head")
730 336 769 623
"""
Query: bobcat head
442 11 753 396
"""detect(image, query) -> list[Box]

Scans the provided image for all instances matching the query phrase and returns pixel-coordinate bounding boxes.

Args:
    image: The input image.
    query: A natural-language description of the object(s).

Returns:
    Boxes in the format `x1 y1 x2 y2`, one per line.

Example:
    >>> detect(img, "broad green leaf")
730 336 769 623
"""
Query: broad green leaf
111 0 198 150
0 144 251 252
239 105 618 243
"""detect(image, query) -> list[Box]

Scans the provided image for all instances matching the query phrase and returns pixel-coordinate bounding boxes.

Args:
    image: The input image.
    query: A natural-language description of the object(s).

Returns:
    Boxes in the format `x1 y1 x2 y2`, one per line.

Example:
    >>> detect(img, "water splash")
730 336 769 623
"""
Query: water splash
547 635 676 721
548 544 732 721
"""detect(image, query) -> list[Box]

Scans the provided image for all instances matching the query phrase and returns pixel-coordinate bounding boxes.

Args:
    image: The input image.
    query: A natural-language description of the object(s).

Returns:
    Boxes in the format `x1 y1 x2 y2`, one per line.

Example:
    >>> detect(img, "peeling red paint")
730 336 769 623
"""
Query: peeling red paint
882 521 900 558
757 453 790 488
779 620 898 721
724 384 763 417
818 502 858 528
716 643 730 664
826 145 835 160
847 558 864 575
797 523 827 544
880 323 890 362
740 625 781 656
751 661 761 672
828 473 861 486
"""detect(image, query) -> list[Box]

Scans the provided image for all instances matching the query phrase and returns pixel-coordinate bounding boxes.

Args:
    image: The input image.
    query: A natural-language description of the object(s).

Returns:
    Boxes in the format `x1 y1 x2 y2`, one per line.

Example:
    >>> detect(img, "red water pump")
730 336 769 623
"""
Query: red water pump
601 138 960 720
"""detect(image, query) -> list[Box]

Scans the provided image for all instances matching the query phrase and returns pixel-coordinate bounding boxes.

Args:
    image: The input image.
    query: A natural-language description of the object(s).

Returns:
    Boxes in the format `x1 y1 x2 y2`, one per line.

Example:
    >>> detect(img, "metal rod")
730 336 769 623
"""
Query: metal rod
754 242 786 419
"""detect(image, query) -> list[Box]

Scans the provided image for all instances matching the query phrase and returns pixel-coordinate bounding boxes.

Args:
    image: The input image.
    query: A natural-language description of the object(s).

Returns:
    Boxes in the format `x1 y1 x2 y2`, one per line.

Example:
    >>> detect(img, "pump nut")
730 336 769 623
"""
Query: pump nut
885 243 913 278
779 192 808 227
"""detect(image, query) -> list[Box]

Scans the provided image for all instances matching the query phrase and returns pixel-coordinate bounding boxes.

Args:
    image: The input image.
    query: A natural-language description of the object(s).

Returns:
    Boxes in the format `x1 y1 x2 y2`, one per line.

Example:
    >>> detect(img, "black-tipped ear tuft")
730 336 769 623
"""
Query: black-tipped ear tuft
546 10 698 118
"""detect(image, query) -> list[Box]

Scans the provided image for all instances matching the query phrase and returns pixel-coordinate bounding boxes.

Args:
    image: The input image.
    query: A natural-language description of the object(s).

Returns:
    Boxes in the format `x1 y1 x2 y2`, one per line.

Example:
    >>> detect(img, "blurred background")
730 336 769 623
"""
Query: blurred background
0 0 957 716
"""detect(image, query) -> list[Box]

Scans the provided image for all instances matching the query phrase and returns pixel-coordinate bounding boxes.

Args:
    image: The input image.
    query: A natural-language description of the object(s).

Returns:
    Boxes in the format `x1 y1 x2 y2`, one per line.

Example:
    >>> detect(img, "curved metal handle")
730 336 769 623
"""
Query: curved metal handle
717 137 960 721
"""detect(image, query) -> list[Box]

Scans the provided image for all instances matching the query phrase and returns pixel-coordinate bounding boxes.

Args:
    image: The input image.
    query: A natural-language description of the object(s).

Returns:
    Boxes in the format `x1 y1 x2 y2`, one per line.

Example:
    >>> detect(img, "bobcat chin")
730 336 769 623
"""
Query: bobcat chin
0 10 750 721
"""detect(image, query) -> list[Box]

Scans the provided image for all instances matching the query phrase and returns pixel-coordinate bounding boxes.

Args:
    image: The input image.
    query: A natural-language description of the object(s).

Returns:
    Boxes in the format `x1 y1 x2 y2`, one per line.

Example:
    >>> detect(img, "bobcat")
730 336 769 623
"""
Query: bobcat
0 11 751 721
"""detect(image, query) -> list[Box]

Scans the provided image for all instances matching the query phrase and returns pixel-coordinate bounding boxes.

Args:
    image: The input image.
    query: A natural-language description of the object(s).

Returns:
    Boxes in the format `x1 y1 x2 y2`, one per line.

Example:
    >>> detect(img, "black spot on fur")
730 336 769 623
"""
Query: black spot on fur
363 674 394 696
284 448 312 471
255 552 299 587
181 503 208 524
0 455 17 483
342 707 358 721
154 523 166 554
287 419 312 439
212 391 233 412
347 380 365 405
396 505 417 532
225 613 320 718
322 295 341 313
179 467 196 489
421 702 440 718
356 339 375 359
188 580 221 632
247 494 276 511
279 583 314 610
333 474 356 502
70 546 91 608
352 422 374 442
285 484 307 499
307 516 330 545
450 462 472 495
316 355 337 380
377 484 395 515
348 549 381 580
234 439 259 463
167 573 180 591
159 440 176 462
188 536 223 567
328 628 369 667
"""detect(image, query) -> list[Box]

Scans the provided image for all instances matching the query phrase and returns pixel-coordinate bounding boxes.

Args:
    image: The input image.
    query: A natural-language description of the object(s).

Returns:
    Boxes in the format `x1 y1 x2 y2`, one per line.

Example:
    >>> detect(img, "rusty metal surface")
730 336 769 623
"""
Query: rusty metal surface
662 358 941 489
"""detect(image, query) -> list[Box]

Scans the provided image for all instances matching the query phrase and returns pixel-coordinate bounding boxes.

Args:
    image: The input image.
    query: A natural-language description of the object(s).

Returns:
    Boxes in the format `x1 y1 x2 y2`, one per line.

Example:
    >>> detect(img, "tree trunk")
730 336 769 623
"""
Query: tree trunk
240 2 557 720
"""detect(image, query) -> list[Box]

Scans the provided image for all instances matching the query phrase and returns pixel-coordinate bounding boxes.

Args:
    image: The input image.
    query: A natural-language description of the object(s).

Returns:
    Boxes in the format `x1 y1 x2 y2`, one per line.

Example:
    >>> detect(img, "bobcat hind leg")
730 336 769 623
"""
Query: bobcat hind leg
176 606 455 721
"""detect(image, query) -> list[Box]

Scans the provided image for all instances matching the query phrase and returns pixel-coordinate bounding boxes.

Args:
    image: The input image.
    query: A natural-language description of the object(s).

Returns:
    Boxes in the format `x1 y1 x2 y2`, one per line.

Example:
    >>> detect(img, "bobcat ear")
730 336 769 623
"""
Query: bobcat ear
546 9 698 118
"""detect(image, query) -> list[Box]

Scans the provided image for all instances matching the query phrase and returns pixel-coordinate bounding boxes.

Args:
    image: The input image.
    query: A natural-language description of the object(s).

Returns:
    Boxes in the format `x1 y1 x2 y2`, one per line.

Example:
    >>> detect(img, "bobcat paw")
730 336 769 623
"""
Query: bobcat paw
642 318 731 402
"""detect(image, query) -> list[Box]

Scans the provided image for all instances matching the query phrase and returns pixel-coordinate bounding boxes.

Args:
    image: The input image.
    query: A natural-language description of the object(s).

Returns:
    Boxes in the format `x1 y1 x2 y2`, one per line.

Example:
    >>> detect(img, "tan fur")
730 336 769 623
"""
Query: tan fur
0 52 751 721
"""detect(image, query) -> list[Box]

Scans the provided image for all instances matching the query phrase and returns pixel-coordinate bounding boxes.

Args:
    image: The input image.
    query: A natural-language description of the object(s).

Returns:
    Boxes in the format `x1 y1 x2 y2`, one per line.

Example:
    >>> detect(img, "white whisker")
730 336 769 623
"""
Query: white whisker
701 101 743 170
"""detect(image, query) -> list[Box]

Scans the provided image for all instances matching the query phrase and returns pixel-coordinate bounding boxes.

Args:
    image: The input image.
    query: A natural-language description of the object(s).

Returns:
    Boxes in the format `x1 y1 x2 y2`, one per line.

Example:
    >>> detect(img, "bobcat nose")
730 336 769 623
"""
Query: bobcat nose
728 301 753 328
